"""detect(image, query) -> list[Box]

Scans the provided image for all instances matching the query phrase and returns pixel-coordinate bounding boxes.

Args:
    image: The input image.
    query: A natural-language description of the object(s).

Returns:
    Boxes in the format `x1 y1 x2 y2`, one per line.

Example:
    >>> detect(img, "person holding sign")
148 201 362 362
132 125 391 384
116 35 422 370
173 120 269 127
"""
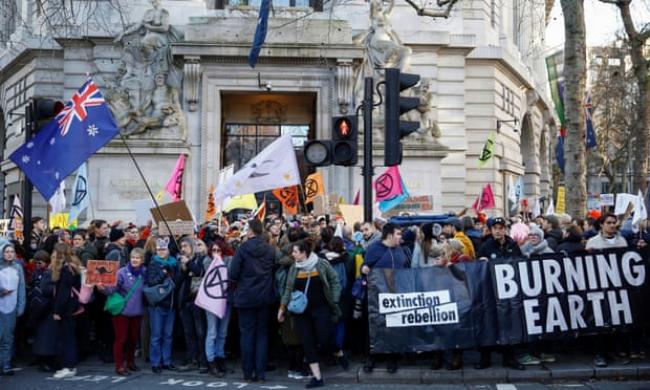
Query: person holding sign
0 244 26 376
278 239 342 389
98 248 147 376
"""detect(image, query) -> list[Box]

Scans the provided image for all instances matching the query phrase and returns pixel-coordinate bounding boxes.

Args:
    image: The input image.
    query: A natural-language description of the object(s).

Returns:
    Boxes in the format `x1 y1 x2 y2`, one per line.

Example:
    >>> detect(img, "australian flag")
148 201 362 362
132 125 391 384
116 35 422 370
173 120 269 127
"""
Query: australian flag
9 79 120 200
585 93 597 149
248 0 271 68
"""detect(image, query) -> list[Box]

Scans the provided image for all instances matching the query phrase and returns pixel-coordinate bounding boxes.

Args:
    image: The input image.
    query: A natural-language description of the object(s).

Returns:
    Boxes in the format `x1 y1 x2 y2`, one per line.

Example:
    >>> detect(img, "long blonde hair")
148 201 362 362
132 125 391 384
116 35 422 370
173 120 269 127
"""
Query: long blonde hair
50 242 81 282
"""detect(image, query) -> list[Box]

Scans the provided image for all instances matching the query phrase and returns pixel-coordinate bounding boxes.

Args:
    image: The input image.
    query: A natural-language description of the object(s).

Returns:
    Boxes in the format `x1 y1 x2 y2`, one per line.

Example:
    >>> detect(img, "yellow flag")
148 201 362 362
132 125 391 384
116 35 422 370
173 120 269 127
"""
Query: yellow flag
556 186 566 214
155 190 165 202
304 172 325 204
49 213 78 230
223 194 258 212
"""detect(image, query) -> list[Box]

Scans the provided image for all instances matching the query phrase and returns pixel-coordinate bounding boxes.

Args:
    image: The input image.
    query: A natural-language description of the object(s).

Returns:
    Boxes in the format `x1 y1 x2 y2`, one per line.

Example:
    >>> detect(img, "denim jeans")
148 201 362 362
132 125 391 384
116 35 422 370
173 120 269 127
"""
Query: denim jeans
205 306 231 362
238 306 270 380
179 302 207 364
149 306 175 367
0 311 17 370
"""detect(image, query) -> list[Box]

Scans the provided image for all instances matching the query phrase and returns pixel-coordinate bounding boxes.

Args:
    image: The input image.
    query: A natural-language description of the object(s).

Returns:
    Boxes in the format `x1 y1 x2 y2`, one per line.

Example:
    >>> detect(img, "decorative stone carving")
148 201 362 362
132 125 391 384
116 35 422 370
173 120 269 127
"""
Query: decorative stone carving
525 89 540 116
106 0 186 139
336 60 354 115
408 78 441 143
353 0 412 77
251 100 288 124
184 59 201 112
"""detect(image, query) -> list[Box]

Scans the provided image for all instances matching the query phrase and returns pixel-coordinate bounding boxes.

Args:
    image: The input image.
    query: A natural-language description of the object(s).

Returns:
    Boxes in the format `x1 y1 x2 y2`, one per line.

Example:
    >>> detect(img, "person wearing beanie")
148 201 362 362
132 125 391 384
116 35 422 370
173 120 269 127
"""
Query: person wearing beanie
540 215 563 250
106 229 129 266
520 224 554 257
0 244 26 376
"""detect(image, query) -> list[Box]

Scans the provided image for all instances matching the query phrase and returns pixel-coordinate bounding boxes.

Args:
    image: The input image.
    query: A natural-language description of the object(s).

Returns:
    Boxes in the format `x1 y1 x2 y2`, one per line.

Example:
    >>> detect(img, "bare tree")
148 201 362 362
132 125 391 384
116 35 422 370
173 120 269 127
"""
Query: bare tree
599 0 650 193
588 43 639 193
560 0 588 216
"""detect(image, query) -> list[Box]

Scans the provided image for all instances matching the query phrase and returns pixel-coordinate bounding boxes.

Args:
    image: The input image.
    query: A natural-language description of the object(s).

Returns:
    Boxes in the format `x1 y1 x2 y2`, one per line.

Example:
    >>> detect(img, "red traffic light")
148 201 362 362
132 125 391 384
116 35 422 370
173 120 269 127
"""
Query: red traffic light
334 117 352 139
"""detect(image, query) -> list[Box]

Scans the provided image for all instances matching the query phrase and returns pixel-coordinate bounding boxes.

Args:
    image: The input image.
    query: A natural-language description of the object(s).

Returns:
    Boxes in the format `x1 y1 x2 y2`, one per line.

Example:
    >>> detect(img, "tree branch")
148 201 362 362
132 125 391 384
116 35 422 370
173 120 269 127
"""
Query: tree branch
403 0 459 18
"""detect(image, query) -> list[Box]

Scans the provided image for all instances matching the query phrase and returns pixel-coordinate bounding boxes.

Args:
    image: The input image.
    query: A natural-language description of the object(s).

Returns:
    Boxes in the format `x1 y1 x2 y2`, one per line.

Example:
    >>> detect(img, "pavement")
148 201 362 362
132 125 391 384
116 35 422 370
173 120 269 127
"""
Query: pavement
2 351 650 389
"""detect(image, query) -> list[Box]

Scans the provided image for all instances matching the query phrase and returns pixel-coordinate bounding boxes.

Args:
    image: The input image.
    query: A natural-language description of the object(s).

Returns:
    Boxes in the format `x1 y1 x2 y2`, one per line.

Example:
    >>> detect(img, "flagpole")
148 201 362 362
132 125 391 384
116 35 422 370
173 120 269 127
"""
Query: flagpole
120 135 181 250
298 184 308 215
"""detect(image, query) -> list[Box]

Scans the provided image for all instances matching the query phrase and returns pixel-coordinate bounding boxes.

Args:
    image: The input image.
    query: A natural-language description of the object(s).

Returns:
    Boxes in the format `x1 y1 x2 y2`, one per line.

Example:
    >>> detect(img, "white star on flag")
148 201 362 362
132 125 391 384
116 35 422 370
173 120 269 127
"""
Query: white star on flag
26 142 34 149
50 138 56 145
22 155 30 164
87 124 99 137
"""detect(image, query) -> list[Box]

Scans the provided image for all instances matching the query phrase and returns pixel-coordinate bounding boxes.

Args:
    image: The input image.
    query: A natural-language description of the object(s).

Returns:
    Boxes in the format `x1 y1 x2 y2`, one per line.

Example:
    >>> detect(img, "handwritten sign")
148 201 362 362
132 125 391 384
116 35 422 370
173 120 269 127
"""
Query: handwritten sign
158 220 195 236
383 195 434 216
86 260 119 286
600 193 615 206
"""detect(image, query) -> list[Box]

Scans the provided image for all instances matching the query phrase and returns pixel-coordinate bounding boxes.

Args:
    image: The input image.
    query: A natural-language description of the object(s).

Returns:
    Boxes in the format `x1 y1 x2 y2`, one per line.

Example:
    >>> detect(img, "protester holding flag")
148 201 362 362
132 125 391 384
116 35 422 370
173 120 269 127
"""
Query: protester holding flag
0 244 26 376
175 237 208 373
99 248 147 376
201 241 233 377
146 238 179 373
51 243 83 379
278 239 342 389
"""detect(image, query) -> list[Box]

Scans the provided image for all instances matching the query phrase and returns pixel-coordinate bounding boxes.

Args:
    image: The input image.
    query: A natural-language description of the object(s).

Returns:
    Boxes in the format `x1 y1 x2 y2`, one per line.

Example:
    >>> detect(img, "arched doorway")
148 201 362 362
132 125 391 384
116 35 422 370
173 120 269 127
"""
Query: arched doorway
520 114 539 198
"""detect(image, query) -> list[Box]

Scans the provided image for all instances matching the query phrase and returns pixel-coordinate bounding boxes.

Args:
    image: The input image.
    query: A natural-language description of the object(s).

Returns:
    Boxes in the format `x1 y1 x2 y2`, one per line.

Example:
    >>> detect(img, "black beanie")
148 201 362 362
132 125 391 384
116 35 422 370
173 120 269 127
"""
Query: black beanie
109 228 125 242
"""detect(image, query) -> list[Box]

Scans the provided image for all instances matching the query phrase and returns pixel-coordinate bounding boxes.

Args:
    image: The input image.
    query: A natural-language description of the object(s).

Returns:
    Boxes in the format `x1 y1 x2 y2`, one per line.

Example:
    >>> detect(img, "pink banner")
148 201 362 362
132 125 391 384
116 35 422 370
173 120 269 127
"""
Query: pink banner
374 166 403 202
472 184 496 213
194 257 228 319
165 154 186 201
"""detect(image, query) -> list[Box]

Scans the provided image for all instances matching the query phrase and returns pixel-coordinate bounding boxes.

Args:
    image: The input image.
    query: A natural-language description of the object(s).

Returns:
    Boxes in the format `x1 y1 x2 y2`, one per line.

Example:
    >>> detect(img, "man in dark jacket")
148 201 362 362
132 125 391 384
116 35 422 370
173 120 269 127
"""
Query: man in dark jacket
540 214 563 250
475 217 524 371
361 223 408 374
229 219 275 382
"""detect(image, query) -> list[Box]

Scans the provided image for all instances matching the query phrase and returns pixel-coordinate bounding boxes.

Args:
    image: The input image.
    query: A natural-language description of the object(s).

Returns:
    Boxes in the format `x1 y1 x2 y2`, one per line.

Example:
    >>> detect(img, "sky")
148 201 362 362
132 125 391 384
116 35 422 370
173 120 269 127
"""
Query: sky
545 0 650 50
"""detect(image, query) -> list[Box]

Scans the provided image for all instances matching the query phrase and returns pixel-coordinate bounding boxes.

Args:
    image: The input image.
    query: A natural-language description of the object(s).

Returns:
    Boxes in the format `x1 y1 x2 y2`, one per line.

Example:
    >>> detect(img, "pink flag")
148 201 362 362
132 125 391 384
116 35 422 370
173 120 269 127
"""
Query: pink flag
472 184 496 213
194 257 229 318
165 154 186 201
353 189 360 205
374 166 403 202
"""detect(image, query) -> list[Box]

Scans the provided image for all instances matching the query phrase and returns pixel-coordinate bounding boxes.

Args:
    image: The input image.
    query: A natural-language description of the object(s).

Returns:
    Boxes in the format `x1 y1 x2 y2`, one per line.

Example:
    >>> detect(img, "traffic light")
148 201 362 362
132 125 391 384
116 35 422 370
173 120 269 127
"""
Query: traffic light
28 98 65 134
331 116 357 166
384 68 420 166
304 115 358 167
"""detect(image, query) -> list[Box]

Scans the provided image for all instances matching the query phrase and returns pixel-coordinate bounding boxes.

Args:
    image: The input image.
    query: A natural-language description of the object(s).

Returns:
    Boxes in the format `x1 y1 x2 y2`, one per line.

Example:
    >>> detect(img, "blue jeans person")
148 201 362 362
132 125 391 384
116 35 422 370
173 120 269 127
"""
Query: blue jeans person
205 306 231 362
149 306 175 367
0 311 17 371
237 306 269 380
179 302 207 365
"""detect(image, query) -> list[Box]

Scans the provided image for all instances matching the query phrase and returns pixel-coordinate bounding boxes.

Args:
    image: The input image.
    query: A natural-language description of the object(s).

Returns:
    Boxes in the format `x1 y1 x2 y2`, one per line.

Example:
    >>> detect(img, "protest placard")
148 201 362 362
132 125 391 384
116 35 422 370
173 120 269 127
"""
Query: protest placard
150 200 193 225
600 193 615 206
49 213 77 229
0 219 10 235
158 220 196 236
134 198 155 226
338 204 364 225
86 260 119 286
383 195 434 216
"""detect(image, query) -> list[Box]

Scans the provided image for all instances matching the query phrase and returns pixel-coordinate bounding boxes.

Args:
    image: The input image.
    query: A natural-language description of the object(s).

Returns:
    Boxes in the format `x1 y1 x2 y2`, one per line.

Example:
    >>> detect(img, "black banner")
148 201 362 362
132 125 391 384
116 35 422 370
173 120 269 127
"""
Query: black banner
368 249 649 354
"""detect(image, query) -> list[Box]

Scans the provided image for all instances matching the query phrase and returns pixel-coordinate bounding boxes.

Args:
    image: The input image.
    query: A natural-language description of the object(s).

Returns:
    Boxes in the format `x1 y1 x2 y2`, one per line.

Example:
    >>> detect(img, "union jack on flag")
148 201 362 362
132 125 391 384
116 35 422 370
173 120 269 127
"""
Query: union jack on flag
9 79 120 200
57 81 106 136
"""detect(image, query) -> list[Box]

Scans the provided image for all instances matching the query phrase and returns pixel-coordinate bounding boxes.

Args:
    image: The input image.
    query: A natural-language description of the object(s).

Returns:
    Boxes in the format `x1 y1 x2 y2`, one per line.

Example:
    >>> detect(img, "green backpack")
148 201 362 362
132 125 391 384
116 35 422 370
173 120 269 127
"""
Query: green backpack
104 276 142 316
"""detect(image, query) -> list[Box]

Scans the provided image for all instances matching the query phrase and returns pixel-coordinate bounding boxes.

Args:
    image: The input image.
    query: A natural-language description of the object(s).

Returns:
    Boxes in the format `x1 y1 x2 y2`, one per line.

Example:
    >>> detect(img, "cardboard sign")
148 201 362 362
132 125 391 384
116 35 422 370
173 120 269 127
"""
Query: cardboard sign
150 200 193 225
338 204 364 225
0 219 10 235
86 260 119 286
312 195 328 216
588 195 602 211
600 193 615 206
383 195 434 216
158 220 195 236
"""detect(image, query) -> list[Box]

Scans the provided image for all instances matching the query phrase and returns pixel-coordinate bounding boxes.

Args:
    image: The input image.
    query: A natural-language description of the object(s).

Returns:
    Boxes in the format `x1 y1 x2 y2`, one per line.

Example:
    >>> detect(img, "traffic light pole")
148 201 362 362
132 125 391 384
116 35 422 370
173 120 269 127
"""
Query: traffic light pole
363 77 373 223
22 103 33 256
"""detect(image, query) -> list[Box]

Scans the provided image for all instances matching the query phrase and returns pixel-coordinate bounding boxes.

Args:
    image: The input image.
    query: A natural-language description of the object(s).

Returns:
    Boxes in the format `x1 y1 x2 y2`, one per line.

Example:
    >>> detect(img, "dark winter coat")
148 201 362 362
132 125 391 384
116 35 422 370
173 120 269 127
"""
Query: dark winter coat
544 228 563 250
228 236 276 309
174 254 206 309
53 265 81 318
74 242 97 267
105 243 129 267
477 236 522 260
146 256 179 309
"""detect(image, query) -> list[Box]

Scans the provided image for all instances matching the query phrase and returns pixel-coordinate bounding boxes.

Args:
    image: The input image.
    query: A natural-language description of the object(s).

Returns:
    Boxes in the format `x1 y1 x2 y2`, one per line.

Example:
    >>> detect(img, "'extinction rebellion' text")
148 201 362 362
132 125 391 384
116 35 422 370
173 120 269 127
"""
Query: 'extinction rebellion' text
378 290 459 327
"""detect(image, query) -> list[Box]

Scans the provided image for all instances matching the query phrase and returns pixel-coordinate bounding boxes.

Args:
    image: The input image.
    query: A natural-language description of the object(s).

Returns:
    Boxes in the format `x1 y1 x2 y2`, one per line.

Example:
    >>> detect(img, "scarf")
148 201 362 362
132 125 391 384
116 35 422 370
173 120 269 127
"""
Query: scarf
153 254 178 268
295 252 319 271
127 263 145 278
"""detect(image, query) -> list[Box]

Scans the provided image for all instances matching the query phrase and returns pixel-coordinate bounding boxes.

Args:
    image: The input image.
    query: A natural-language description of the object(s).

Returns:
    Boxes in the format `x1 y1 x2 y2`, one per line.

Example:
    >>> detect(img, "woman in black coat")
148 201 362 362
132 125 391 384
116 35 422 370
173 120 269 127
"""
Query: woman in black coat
556 225 586 256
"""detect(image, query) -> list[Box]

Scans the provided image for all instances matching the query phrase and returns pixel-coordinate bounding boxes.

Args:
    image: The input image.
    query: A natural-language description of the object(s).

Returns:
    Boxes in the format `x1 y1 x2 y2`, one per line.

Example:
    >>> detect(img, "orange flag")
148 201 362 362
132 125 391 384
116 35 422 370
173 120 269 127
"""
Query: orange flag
304 172 325 204
253 195 267 221
205 185 216 221
272 186 299 215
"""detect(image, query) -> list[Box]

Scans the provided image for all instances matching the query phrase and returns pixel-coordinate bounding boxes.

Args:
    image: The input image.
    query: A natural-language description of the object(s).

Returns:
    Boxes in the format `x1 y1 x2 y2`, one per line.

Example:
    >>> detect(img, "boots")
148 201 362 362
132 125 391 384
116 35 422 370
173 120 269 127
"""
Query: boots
215 358 227 377
206 360 217 376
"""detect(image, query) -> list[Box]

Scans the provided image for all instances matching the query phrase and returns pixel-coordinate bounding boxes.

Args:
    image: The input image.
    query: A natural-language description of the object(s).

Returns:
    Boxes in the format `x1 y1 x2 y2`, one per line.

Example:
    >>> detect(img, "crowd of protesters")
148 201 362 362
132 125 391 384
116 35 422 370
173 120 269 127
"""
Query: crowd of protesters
0 208 648 388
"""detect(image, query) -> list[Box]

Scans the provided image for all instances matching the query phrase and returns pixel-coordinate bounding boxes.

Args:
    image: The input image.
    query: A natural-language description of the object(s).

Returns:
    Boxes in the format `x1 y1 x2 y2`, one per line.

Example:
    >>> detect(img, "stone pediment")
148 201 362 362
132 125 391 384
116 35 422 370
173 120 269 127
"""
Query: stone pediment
184 16 352 45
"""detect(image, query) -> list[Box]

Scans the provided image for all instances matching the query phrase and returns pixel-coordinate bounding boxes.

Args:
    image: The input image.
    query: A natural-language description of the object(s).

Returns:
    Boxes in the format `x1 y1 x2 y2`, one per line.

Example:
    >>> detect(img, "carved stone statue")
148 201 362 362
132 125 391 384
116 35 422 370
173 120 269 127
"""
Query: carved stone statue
408 79 441 142
353 0 412 74
107 0 186 139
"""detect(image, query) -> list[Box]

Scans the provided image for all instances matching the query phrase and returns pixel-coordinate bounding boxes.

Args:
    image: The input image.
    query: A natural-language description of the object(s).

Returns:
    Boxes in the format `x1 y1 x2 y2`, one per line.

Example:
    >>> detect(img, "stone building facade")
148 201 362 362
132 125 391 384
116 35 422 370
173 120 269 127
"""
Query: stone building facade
0 0 557 222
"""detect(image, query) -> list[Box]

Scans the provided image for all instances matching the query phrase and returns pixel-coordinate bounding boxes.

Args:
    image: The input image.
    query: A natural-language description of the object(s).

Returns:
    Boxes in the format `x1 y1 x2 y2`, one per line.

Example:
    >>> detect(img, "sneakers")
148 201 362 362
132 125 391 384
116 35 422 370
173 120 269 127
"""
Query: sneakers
631 350 646 359
305 377 325 388
593 354 608 367
1 367 14 376
288 370 307 379
178 361 198 372
54 367 77 379
518 353 541 365
540 353 556 363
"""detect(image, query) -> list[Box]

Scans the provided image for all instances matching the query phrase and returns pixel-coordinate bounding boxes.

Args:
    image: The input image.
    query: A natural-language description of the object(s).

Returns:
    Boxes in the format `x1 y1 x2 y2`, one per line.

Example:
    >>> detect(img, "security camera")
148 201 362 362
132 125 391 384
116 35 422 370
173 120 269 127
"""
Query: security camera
265 81 273 91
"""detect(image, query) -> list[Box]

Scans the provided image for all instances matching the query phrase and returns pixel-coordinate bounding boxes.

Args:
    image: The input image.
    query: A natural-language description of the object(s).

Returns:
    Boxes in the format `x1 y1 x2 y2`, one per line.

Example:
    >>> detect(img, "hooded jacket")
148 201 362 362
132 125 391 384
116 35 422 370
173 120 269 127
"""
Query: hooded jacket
74 242 98 267
228 236 276 308
477 235 522 260
0 259 26 315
